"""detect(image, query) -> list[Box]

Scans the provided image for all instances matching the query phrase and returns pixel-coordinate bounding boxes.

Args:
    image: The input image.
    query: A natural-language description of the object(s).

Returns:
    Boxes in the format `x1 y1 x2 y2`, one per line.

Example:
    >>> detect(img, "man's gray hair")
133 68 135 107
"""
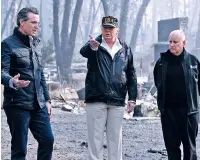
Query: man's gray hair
17 7 39 26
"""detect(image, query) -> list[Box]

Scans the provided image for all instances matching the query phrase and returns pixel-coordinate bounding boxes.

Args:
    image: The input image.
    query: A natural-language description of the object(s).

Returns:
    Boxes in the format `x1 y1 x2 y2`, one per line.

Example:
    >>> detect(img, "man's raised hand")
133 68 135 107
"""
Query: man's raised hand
89 34 100 49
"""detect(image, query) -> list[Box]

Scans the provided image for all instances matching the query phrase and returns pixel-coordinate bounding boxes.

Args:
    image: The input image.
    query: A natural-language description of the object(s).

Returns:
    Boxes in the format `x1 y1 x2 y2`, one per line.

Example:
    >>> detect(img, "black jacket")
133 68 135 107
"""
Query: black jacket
153 49 200 114
80 35 137 106
1 27 50 109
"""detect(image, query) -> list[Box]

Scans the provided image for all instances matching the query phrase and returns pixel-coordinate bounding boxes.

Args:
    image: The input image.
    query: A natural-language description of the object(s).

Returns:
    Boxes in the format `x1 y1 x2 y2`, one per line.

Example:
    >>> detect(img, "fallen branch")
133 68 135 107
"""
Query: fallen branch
147 149 167 156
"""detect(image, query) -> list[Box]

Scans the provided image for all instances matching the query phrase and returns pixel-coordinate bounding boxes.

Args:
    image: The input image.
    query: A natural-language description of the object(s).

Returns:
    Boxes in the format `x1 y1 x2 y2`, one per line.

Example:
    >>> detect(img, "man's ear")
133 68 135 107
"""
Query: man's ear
183 40 187 47
116 28 119 34
19 19 24 27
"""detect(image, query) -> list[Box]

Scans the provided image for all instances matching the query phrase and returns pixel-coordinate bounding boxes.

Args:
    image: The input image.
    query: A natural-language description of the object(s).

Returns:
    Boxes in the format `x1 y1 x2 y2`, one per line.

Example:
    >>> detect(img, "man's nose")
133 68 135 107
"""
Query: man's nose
35 24 39 29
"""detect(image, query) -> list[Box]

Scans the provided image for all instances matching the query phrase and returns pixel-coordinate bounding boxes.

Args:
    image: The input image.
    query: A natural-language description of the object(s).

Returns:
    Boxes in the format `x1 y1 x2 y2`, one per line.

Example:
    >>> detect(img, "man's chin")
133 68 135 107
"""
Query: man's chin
104 37 112 40
31 32 37 36
170 51 180 56
170 50 176 54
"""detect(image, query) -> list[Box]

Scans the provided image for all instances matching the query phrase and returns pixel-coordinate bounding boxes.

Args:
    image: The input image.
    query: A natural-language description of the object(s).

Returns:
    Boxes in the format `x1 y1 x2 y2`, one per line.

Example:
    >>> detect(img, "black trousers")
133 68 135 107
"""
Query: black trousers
161 108 199 160
4 106 54 160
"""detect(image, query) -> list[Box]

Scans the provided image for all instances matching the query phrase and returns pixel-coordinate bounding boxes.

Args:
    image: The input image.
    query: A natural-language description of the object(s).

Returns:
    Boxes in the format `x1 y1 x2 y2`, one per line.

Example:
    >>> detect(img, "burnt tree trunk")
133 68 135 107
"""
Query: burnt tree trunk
9 2 17 34
10 0 23 33
63 0 83 81
101 0 110 16
60 0 72 81
111 1 118 17
61 0 72 52
89 1 101 35
26 0 31 6
119 0 130 41
129 0 151 54
39 0 44 42
195 11 200 49
53 0 62 73
84 0 93 41
1 0 17 38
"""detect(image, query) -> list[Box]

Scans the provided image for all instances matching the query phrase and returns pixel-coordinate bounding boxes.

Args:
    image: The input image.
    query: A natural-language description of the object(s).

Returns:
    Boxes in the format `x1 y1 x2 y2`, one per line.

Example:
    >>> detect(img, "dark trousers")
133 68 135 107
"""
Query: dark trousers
4 106 54 160
161 108 199 160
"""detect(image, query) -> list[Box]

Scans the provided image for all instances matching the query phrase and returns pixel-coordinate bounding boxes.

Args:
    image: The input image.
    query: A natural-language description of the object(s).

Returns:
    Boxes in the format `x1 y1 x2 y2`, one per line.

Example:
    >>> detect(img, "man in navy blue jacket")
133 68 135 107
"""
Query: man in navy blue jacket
80 16 137 160
1 7 54 160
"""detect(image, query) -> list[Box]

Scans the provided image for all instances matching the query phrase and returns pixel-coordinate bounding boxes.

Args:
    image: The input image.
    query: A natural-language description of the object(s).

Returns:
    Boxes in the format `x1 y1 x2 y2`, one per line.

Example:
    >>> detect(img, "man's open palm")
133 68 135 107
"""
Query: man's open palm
13 74 30 88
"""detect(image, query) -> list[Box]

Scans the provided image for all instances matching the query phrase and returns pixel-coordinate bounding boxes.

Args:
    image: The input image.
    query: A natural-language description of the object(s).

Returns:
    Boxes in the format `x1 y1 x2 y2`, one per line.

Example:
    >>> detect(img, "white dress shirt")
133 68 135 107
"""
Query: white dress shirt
91 37 122 59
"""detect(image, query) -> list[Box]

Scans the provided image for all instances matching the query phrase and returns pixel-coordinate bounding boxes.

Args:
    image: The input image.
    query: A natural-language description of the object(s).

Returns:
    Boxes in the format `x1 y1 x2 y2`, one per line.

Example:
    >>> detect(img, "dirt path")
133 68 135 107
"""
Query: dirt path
1 108 200 160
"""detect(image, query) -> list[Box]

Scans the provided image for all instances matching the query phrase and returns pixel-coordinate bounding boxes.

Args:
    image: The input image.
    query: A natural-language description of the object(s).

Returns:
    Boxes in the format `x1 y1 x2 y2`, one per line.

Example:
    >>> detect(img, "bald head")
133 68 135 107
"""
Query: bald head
169 30 186 41
168 30 186 56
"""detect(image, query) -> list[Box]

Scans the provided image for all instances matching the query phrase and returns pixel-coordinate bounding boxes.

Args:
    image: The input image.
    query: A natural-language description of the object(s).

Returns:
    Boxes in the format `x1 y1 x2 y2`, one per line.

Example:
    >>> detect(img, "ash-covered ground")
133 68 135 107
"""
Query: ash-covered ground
1 108 200 160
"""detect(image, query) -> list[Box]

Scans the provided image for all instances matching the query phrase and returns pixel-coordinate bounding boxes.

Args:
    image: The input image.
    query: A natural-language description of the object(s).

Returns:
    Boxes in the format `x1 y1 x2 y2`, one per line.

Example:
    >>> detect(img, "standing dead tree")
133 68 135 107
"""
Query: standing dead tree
119 0 130 41
53 0 61 69
53 0 83 82
10 0 24 34
195 10 200 49
63 0 84 81
89 0 101 35
129 0 151 54
101 0 110 16
1 0 17 38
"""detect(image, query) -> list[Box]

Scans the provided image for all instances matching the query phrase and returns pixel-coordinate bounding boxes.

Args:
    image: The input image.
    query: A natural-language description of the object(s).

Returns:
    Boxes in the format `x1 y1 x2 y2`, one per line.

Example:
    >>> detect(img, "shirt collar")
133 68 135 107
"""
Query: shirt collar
102 36 120 45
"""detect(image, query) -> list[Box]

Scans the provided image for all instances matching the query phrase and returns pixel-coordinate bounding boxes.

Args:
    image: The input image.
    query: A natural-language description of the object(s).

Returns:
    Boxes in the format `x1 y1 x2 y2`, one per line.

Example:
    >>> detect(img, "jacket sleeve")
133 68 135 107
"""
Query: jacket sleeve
153 60 159 88
40 66 51 101
198 60 200 95
1 41 13 87
126 47 137 101
80 42 97 58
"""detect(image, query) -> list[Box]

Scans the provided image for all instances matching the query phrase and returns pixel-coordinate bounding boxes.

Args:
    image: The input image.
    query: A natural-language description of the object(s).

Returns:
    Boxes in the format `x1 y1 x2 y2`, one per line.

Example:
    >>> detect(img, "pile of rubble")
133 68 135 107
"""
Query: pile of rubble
136 93 159 117
50 88 85 115
50 87 159 118
124 93 159 120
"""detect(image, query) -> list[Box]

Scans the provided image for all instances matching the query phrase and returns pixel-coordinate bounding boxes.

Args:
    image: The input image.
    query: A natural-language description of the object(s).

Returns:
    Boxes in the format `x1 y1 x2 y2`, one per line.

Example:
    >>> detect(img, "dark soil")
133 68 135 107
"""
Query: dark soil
1 108 200 160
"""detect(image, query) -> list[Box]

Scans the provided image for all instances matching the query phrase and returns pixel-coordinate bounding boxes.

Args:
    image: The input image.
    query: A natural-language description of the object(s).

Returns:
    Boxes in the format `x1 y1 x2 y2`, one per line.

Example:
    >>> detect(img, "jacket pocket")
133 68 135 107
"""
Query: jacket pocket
13 50 30 68
35 51 42 67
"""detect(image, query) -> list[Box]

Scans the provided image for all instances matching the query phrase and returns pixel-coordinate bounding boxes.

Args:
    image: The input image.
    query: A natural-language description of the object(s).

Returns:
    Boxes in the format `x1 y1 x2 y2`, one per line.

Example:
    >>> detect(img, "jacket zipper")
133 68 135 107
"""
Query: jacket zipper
161 59 167 113
98 46 126 101
181 62 190 113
